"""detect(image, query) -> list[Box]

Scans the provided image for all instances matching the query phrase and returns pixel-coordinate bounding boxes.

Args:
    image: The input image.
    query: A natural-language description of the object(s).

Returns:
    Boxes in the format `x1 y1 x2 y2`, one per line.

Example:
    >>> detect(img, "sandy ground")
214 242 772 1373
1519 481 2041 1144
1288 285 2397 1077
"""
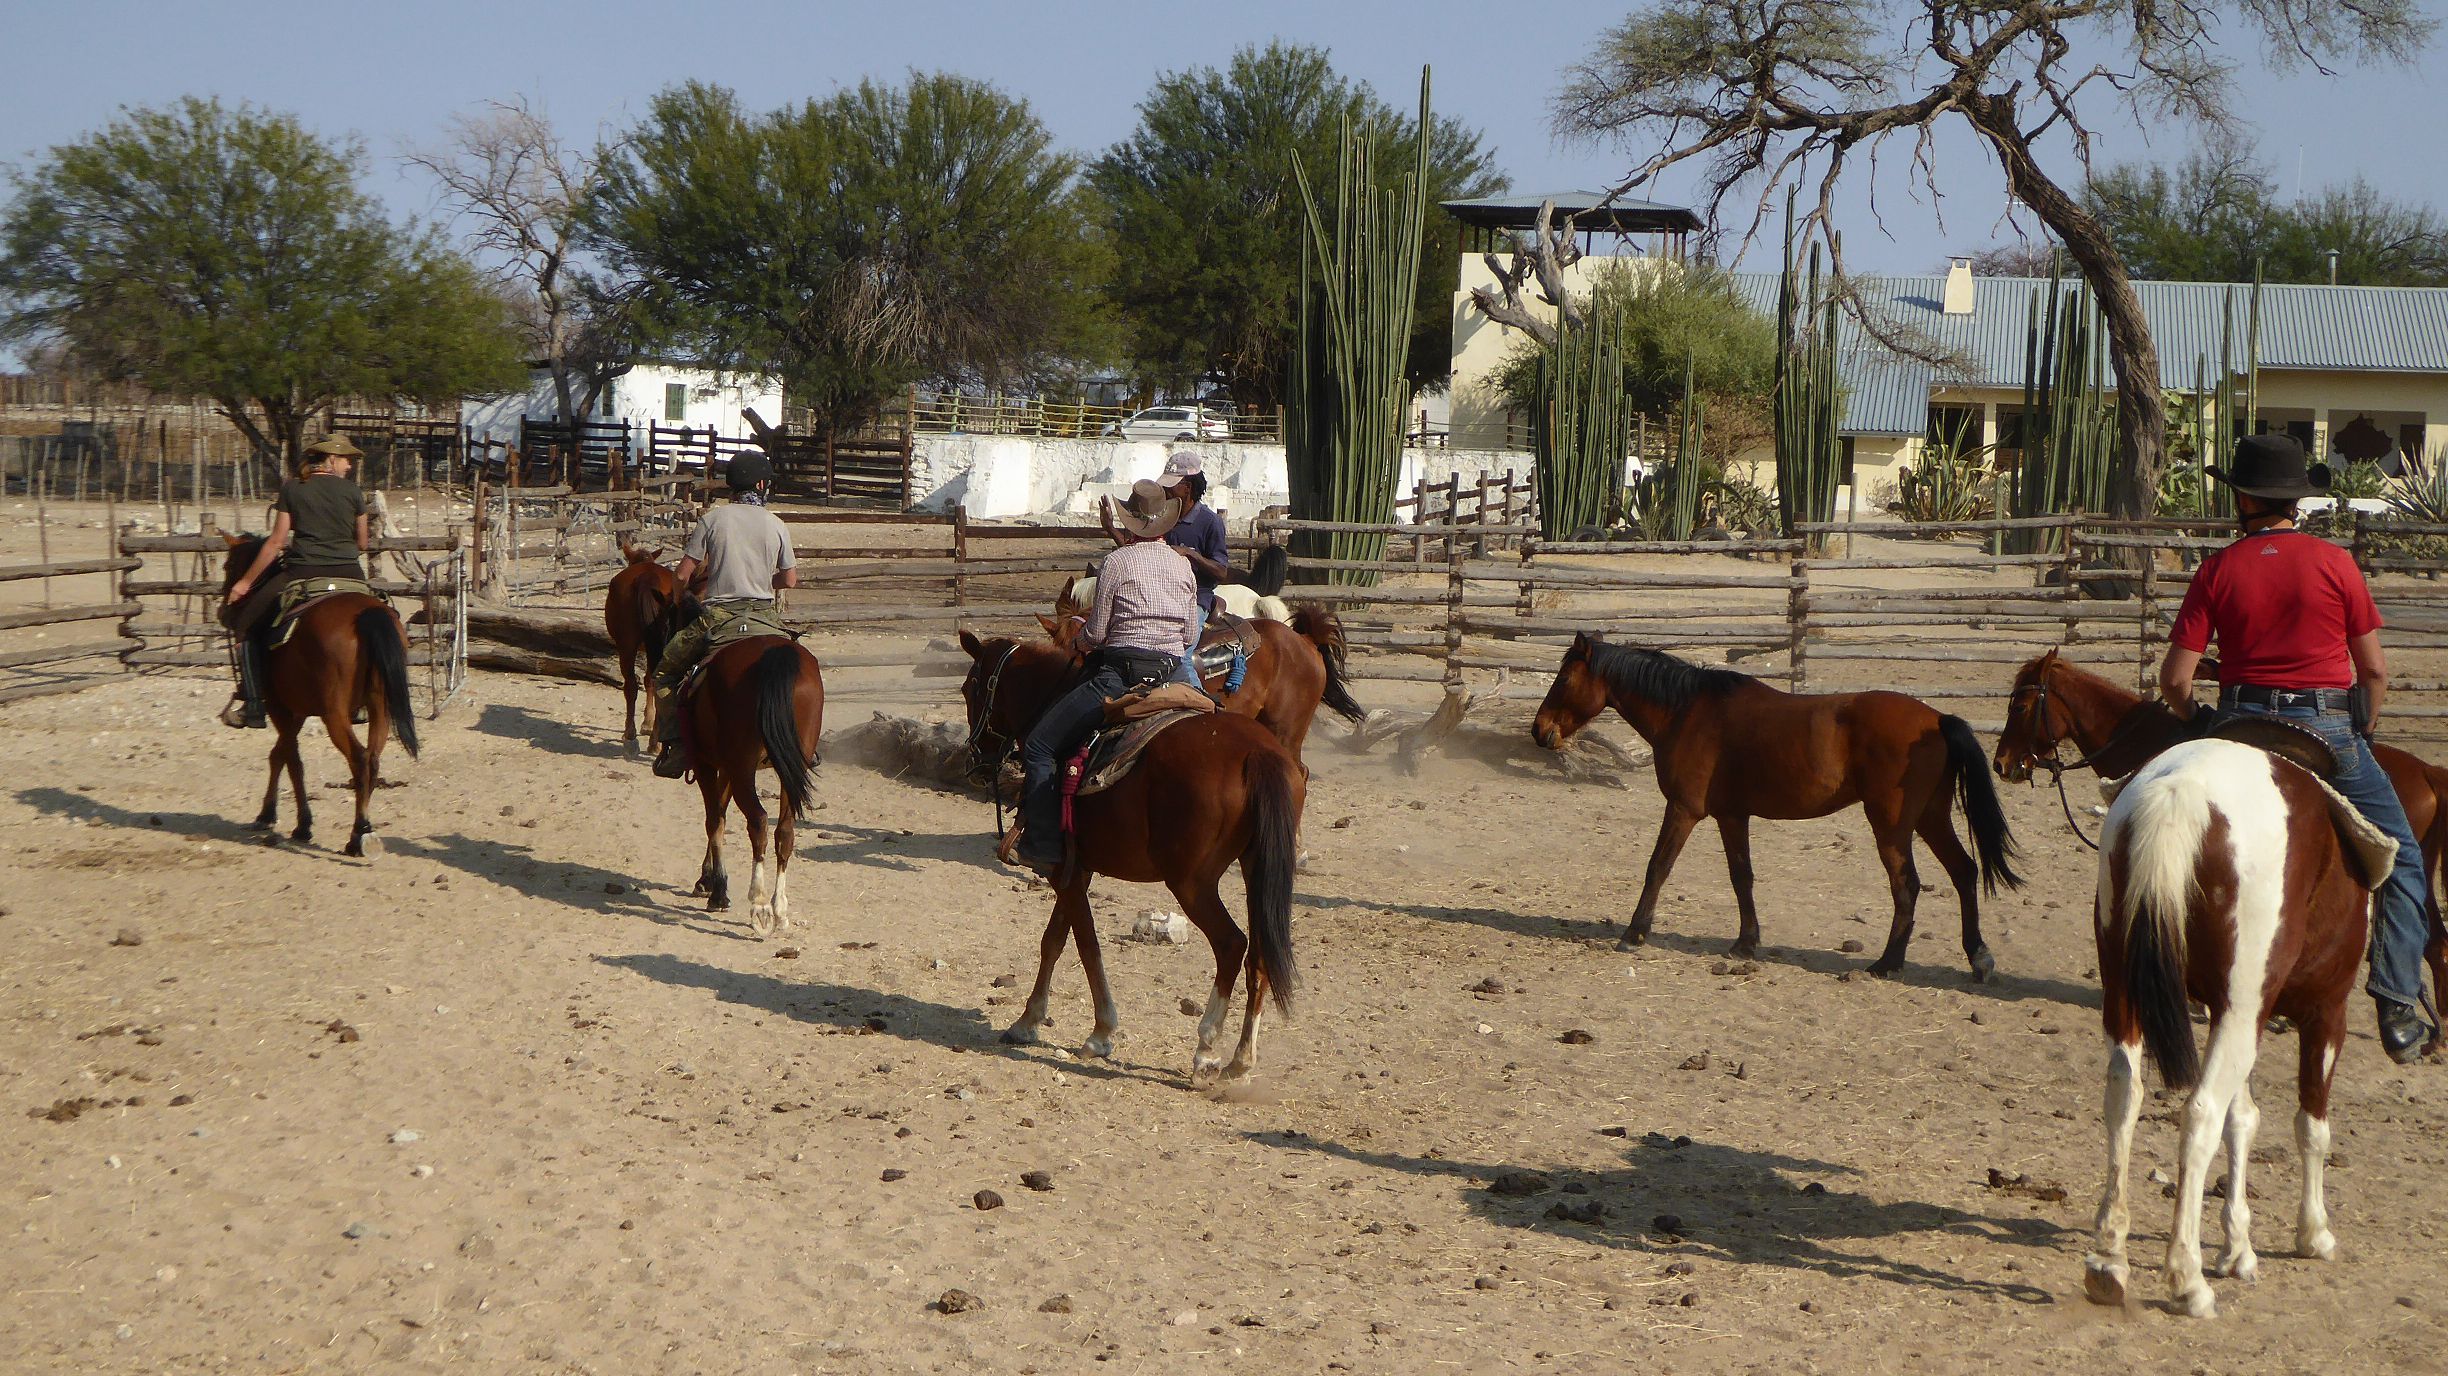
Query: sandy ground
6 627 2448 1376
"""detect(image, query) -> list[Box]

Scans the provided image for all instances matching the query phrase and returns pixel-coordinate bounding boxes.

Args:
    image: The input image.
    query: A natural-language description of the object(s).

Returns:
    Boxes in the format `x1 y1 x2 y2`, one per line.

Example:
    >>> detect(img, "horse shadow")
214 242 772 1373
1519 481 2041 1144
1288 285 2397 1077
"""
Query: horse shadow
792 822 1009 878
9 785 370 864
595 951 994 1055
1251 1129 2067 1303
383 831 746 940
472 702 625 760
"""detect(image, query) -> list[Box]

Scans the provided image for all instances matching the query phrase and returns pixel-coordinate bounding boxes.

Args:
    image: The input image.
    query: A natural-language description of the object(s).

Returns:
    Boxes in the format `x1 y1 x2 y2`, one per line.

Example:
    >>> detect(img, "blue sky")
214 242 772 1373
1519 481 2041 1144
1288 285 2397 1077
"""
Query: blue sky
3 0 2442 280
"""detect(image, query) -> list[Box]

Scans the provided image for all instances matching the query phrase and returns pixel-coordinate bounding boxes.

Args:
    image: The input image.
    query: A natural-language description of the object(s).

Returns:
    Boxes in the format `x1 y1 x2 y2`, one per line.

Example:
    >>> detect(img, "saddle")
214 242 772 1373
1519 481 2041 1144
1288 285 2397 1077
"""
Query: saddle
1192 611 1261 691
269 576 377 650
1059 705 1213 831
2196 711 2338 780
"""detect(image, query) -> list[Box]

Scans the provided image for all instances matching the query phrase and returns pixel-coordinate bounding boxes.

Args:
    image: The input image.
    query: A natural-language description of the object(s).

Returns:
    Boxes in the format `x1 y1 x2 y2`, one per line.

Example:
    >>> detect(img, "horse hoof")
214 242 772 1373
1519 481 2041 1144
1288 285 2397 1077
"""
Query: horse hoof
2170 1281 2216 1319
355 833 381 859
248 816 276 832
2081 1256 2129 1307
999 1023 1042 1047
706 896 729 913
1083 1034 1114 1061
289 828 312 845
747 904 775 937
1967 948 1998 983
1728 940 1758 960
2299 1229 2336 1261
1867 957 1904 978
1190 1054 1226 1087
1614 931 1648 952
2210 1250 2258 1282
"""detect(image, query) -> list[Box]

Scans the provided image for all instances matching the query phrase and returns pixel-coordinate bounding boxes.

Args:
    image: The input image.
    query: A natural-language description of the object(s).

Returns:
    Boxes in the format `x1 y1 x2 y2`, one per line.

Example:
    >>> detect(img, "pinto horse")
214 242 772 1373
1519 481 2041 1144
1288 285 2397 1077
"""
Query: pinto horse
1995 648 2448 1051
958 629 1304 1085
651 596 824 936
219 536 420 857
605 546 679 756
1050 577 1361 759
1532 635 2022 977
2082 738 2392 1317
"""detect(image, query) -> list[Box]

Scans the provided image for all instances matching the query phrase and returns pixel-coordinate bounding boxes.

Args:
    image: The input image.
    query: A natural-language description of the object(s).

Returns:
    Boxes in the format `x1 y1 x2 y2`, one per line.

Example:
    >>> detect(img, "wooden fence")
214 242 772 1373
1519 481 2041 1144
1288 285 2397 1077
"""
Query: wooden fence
476 472 701 603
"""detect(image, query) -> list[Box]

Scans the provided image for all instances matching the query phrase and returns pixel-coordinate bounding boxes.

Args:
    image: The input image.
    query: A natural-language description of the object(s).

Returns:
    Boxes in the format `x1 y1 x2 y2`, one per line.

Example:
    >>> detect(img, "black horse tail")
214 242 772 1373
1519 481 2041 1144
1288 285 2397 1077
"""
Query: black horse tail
754 643 816 819
1942 714 2021 893
2109 780 2206 1090
357 606 420 759
1240 543 1289 597
1290 603 1363 723
1240 747 1302 1016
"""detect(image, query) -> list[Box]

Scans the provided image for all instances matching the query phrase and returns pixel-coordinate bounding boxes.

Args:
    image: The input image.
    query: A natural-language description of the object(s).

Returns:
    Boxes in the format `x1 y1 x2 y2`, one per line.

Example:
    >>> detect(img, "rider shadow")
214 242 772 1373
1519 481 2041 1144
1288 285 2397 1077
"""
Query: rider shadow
792 823 1007 877
1299 890 1620 945
596 951 992 1053
472 703 625 760
383 831 747 940
1251 1130 2067 1303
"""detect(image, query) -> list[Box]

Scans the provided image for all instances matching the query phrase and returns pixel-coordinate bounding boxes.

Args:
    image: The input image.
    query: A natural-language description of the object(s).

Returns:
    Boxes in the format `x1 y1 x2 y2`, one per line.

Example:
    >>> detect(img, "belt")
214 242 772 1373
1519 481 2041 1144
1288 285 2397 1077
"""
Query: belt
2222 685 2352 713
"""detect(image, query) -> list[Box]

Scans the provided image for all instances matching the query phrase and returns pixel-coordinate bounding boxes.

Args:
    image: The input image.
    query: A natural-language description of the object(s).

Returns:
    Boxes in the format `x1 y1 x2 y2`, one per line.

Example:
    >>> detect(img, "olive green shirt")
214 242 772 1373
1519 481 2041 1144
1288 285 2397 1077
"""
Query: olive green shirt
276 475 368 571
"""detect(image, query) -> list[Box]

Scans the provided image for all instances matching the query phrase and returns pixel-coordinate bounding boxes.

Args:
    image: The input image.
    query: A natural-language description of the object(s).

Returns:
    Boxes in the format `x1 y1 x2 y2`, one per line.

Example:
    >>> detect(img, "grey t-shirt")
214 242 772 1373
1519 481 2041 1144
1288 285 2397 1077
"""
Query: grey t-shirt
684 503 796 602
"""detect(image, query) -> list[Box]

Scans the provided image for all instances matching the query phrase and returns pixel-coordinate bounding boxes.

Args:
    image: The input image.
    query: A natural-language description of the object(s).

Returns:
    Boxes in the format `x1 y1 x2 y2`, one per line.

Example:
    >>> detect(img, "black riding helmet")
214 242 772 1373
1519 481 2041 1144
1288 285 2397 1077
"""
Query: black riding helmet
726 449 776 492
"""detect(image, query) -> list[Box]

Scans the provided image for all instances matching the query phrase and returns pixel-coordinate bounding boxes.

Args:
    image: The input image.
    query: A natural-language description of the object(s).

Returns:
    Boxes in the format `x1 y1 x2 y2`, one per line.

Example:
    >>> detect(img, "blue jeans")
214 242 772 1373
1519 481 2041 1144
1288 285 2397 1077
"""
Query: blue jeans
2224 698 2429 1008
1169 601 1210 689
1019 649 1176 862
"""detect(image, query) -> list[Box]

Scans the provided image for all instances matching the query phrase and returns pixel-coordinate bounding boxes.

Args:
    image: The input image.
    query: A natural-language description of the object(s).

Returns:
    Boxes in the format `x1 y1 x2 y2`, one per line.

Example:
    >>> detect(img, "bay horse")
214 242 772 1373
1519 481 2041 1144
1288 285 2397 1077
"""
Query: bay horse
605 546 679 756
958 629 1304 1085
218 536 420 857
1531 634 2021 977
1995 648 2448 1051
651 595 824 936
1050 576 1361 759
2083 738 2393 1316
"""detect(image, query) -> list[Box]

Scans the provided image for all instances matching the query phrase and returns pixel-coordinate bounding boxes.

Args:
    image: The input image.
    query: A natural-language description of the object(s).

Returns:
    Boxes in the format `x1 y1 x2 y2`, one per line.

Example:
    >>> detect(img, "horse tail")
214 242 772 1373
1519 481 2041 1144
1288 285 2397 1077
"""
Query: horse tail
1240 747 1302 1016
357 606 420 759
2106 765 2213 1091
754 643 816 819
1290 603 1363 723
1241 543 1289 596
1941 714 2021 893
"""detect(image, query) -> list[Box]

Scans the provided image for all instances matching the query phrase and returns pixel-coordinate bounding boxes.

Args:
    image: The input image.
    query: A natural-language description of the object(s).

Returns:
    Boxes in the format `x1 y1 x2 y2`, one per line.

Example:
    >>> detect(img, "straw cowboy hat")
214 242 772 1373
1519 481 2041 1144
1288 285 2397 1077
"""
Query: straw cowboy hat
2208 433 2332 501
1109 479 1184 540
303 433 364 459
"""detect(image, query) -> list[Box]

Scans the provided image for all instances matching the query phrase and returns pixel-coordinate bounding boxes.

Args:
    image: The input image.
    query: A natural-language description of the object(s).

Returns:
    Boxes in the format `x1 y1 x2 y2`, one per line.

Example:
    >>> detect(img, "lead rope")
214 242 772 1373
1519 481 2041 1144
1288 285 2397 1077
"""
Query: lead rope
2045 759 2101 852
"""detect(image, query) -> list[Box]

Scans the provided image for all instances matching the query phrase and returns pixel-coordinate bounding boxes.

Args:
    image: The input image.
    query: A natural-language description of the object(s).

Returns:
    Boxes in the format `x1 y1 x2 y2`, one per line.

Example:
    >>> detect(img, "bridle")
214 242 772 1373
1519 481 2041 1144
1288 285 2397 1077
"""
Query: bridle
963 641 1023 838
2008 668 2157 852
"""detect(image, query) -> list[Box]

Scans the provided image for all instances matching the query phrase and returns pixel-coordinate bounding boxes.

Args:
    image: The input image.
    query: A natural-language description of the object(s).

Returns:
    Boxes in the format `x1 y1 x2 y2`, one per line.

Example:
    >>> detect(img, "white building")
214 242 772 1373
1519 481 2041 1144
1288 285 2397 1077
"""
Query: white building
461 361 781 446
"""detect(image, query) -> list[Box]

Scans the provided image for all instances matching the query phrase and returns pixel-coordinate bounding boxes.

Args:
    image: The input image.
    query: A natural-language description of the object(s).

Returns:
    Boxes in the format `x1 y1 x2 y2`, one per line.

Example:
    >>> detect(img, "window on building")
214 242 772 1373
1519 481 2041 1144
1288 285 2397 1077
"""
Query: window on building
665 383 687 423
1839 436 1857 486
598 387 617 418
1926 404 1980 456
1994 408 2026 471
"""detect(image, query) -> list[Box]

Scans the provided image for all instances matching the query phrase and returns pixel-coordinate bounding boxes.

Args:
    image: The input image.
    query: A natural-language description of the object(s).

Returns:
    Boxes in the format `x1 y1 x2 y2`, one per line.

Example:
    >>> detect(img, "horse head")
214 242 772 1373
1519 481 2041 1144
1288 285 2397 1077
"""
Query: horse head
1994 649 2067 783
957 630 1075 781
220 533 267 596
1532 633 1608 751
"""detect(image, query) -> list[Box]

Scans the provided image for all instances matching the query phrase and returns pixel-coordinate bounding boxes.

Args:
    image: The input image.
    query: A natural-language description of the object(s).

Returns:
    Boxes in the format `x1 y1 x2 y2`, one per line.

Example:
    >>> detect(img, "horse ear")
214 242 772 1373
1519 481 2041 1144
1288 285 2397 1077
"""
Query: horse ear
1035 613 1060 636
221 532 242 549
959 629 984 659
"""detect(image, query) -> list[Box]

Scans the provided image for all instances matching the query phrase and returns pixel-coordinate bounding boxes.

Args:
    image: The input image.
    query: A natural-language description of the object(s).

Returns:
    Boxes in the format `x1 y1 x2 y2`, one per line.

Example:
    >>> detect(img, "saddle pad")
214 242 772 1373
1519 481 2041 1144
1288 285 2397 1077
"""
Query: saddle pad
1068 708 1208 800
1193 612 1262 684
270 577 376 650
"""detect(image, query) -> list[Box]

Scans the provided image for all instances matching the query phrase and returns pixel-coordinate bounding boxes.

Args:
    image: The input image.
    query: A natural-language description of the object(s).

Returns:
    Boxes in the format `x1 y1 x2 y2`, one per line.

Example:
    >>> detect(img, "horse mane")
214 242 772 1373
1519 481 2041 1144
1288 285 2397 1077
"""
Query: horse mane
223 534 268 583
1582 640 1750 709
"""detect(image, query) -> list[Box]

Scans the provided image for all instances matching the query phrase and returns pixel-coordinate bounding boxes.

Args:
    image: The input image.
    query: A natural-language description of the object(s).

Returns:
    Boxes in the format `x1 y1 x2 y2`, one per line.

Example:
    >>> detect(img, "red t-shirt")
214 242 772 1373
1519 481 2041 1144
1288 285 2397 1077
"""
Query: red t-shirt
2168 530 2380 689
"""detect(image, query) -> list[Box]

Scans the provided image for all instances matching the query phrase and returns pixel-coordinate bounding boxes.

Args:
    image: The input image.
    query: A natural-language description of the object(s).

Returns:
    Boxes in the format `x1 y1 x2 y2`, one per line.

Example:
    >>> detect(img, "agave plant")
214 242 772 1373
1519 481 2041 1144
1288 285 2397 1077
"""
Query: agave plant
1886 440 1997 526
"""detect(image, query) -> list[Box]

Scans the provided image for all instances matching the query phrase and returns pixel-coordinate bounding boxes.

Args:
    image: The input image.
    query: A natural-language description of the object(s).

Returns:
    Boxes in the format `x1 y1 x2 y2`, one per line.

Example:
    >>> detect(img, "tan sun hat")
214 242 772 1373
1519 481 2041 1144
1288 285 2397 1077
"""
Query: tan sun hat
304 433 364 459
1109 479 1184 540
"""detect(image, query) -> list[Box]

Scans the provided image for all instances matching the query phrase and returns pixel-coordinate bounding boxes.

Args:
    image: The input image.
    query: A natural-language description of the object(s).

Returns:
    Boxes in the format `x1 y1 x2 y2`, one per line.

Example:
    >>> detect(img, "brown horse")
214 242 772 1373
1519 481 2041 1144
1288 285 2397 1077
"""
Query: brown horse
653 595 825 936
219 536 420 857
958 629 1304 1084
605 546 679 757
1995 648 2448 1051
1051 576 1361 759
1532 634 2022 977
2082 737 2391 1316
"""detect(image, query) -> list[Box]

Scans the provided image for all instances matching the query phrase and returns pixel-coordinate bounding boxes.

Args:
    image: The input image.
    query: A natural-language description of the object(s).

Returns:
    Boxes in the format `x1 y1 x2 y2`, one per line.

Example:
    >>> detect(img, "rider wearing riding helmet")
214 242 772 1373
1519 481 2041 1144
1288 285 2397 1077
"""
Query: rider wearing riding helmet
1016 480 1197 873
220 433 373 728
2158 432 2434 1061
650 449 798 778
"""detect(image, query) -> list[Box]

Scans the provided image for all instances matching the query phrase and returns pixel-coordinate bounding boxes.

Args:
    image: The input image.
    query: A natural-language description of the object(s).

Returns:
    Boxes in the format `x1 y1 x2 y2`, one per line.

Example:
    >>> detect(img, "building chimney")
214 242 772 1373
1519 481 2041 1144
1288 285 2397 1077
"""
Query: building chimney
1943 258 1975 316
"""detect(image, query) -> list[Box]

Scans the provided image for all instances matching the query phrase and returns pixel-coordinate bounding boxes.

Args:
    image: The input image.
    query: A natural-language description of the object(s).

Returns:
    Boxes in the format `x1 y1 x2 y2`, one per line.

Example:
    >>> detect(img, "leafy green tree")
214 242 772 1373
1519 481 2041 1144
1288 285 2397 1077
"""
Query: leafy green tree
1091 42 1503 411
0 97 525 466
585 76 1114 437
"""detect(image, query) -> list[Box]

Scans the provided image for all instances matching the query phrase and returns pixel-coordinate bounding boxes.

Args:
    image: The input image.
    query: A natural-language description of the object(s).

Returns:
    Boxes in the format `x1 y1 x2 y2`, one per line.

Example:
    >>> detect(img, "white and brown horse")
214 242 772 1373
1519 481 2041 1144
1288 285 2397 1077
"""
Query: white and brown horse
2085 737 2395 1317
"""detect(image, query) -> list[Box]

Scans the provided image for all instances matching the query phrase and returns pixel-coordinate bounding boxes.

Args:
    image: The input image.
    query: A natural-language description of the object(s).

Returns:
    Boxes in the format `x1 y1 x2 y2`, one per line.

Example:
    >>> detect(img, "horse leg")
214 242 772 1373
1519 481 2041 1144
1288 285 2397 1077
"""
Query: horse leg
283 717 313 844
1620 805 1702 951
1224 961 1267 1083
1717 816 1761 958
2293 1005 2344 1260
350 692 392 859
741 782 776 938
619 647 641 757
768 802 796 934
320 714 375 858
1916 810 1996 981
1065 877 1121 1060
2166 1012 2257 1318
2208 1084 2261 1282
1172 875 1248 1087
1866 824 1921 977
694 771 731 910
1000 891 1076 1047
2426 853 2447 1056
253 725 289 831
2083 1032 2146 1306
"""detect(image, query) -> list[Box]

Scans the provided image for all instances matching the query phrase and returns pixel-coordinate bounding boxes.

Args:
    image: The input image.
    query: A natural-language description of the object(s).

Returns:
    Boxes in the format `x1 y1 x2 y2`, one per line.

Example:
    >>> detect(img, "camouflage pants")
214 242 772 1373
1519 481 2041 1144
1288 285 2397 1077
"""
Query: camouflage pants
653 599 785 745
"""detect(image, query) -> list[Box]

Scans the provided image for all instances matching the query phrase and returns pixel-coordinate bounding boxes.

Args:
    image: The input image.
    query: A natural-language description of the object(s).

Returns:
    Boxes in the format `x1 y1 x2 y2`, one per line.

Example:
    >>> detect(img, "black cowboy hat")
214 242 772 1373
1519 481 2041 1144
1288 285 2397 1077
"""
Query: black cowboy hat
2208 433 2331 501
725 449 776 491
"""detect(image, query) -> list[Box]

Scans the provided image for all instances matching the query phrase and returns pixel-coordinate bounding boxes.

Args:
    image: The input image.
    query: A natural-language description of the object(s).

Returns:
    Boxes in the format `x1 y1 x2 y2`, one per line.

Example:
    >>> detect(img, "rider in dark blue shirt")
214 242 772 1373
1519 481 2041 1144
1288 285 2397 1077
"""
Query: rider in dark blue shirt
1157 450 1228 688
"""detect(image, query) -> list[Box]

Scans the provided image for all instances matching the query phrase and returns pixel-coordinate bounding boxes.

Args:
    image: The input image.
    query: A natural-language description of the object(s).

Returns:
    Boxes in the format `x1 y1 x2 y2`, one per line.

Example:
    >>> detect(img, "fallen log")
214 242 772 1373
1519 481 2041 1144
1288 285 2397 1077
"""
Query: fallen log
466 647 623 686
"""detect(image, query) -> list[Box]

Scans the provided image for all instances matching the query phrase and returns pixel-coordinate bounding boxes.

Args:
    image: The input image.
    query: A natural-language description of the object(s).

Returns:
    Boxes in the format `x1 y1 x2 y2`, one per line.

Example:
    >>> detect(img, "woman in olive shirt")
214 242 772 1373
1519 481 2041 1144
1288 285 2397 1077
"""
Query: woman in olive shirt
219 433 373 726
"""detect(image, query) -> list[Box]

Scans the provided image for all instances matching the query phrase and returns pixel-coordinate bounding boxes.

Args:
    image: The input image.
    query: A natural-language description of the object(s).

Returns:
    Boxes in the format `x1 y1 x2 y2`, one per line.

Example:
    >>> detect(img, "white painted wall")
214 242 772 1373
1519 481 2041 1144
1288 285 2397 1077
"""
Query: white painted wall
907 435 1531 523
460 365 781 445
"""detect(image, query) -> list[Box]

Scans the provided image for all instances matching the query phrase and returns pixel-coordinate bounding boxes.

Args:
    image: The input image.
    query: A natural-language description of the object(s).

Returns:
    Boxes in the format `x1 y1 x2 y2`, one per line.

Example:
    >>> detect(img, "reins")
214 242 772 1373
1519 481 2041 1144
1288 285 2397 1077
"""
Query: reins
964 641 1022 839
2016 673 2159 854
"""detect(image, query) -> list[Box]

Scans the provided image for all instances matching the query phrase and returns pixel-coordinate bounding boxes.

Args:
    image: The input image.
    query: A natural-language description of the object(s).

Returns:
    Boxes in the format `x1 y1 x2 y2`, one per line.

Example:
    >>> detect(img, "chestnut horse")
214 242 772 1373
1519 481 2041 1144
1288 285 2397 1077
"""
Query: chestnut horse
2083 738 2392 1317
652 596 824 936
1532 635 2022 977
219 536 420 857
1050 577 1361 759
1995 648 2448 1051
958 629 1304 1085
605 546 679 756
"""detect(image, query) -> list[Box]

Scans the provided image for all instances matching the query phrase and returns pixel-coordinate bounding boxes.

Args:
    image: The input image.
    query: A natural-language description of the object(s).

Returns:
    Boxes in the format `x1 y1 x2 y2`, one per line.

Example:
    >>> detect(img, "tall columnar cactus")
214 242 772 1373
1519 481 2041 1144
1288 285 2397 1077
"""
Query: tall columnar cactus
1283 70 1434 582
1529 307 1631 539
1773 206 1842 543
2007 267 2118 551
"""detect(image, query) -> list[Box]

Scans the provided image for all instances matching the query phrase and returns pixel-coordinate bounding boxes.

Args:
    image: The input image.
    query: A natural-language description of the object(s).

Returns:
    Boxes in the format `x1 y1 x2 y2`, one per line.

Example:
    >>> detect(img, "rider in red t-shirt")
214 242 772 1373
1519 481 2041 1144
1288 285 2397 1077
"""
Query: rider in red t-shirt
2160 433 2433 1061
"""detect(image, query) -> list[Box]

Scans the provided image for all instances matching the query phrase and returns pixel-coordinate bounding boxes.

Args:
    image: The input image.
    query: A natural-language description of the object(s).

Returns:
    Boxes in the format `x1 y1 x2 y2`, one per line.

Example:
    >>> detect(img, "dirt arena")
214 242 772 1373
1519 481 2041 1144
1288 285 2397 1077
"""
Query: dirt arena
7 606 2448 1376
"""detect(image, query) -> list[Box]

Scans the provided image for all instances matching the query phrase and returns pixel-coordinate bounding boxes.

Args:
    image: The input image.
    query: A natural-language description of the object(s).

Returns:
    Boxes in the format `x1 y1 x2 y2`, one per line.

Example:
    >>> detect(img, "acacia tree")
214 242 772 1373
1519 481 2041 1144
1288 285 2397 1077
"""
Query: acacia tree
1556 1 2434 516
1092 42 1503 409
406 97 640 424
2086 141 2448 286
0 98 524 466
585 76 1113 437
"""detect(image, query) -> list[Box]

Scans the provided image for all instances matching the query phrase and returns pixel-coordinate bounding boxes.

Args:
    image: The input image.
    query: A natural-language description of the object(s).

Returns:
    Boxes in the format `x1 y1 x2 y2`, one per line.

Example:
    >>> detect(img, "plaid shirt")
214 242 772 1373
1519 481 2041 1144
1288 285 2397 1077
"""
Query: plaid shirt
1082 539 1197 655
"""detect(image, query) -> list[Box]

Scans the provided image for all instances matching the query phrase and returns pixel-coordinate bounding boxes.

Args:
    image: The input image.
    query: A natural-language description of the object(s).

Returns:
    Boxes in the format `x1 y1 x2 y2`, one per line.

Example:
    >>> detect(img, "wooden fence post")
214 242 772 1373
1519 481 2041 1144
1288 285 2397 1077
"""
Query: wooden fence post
1787 556 1808 692
2059 510 2084 649
951 504 969 613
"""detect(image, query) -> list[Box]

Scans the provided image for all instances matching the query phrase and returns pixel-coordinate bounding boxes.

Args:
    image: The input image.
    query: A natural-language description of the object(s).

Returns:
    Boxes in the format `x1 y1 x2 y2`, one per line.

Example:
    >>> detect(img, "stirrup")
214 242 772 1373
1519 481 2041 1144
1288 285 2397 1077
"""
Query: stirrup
652 742 687 779
221 697 265 730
